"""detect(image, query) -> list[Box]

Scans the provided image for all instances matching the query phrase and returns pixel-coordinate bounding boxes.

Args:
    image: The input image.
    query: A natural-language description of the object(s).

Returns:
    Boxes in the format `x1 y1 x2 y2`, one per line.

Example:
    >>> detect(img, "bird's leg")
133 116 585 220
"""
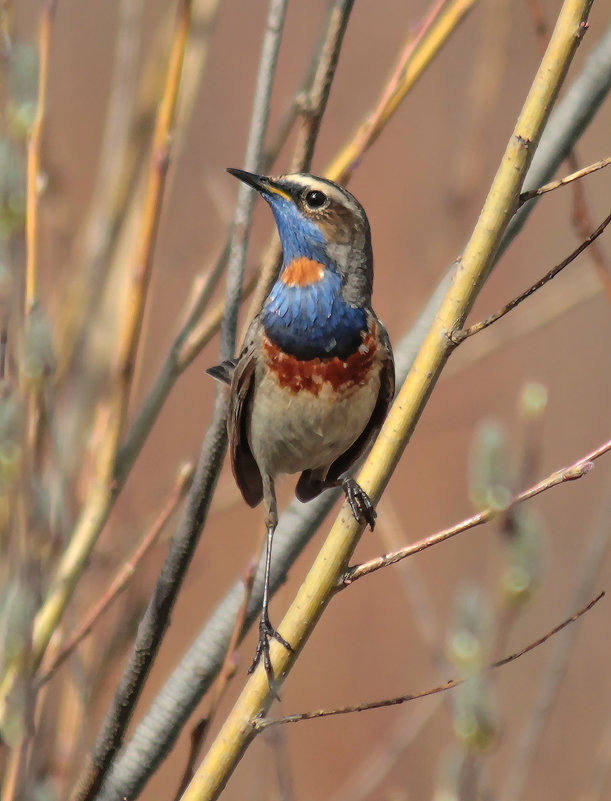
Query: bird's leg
250 475 294 687
342 477 376 531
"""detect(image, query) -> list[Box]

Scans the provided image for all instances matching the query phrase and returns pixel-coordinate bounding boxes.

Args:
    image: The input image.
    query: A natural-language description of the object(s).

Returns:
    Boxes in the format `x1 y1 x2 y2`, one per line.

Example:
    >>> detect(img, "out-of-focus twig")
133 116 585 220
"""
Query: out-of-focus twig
37 463 193 687
326 0 477 184
23 1 55 460
499 22 611 261
54 0 144 381
24 0 54 315
447 0 511 230
325 498 448 801
114 242 229 485
580 708 611 801
2 734 31 801
566 150 611 302
329 699 442 801
502 489 611 801
524 0 611 305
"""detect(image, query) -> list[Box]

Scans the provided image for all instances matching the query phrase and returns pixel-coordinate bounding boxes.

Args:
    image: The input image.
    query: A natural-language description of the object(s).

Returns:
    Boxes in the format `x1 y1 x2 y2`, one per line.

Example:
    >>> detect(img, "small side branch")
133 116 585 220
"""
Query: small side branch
518 156 611 205
252 592 604 730
452 210 611 344
344 434 610 584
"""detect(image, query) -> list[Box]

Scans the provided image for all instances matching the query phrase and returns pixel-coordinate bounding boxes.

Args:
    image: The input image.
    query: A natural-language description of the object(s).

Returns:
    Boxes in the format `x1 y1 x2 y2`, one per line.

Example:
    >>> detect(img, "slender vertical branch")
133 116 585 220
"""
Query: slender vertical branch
114 0 190 423
23 1 55 460
289 0 354 171
24 0 54 315
219 0 289 362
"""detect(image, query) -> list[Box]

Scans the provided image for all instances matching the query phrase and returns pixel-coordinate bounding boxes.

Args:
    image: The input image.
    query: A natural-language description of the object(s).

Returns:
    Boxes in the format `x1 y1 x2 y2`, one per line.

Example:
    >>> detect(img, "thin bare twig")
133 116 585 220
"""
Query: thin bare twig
518 156 611 204
523 0 611 304
445 267 601 378
567 151 611 302
345 434 611 584
452 210 611 343
252 593 604 730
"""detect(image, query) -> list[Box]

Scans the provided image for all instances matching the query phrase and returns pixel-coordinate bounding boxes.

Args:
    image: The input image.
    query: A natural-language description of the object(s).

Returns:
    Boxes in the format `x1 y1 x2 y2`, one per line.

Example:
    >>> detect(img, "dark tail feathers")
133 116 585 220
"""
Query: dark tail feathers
206 358 238 385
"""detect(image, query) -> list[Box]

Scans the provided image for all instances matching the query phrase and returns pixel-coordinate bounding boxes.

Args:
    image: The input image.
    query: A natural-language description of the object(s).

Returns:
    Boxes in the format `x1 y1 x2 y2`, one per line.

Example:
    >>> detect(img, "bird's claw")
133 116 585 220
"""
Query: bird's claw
249 612 294 692
343 478 376 530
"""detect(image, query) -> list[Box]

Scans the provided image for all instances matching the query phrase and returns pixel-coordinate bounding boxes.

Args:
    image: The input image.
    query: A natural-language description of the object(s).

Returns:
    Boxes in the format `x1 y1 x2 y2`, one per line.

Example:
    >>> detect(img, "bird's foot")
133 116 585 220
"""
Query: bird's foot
342 477 376 530
249 611 294 691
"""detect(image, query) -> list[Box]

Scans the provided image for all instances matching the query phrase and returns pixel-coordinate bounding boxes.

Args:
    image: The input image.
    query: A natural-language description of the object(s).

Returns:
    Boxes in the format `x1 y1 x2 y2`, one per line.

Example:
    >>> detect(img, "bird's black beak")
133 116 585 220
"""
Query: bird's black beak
226 167 267 191
226 168 291 201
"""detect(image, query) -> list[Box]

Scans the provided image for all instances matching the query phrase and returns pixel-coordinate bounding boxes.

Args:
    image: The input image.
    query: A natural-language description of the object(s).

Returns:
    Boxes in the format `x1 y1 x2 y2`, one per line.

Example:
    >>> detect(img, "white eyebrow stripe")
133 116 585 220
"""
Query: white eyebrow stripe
272 173 365 221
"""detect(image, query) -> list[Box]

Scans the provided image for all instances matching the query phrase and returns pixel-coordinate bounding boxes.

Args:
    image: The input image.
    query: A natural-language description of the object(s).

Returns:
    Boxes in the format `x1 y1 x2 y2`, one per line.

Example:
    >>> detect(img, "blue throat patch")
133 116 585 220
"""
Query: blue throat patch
261 194 366 361
263 271 367 361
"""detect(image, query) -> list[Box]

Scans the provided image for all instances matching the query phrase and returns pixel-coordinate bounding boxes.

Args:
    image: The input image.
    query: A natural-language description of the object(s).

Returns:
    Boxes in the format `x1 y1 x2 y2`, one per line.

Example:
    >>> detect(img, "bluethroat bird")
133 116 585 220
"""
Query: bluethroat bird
208 169 395 686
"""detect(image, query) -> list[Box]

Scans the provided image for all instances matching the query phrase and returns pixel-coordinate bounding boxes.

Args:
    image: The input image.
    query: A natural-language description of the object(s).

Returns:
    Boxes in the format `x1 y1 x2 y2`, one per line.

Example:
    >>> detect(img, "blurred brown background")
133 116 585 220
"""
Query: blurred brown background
11 0 611 799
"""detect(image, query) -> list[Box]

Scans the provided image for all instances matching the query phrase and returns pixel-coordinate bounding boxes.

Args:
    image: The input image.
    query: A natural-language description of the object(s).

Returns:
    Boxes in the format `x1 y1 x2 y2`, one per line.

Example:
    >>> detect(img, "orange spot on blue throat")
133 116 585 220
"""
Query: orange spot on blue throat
281 257 325 287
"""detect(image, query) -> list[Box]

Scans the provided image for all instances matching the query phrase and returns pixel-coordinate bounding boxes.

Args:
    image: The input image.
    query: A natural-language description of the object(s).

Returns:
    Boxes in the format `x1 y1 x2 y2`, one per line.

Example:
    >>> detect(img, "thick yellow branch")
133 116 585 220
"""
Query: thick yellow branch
178 1 594 799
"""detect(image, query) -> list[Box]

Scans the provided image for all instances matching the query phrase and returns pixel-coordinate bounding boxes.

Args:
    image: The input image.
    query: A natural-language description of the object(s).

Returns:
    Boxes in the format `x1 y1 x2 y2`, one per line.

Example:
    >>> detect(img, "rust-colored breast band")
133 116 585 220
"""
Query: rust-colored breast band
263 320 378 396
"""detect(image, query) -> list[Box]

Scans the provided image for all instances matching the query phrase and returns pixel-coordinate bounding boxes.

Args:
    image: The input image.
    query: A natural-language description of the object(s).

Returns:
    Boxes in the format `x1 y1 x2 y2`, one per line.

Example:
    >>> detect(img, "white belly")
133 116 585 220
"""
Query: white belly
249 369 379 479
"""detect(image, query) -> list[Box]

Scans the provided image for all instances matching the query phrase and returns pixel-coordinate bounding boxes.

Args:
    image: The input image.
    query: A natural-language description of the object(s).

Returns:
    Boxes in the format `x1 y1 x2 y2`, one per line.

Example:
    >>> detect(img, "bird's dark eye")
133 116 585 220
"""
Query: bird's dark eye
304 189 328 209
